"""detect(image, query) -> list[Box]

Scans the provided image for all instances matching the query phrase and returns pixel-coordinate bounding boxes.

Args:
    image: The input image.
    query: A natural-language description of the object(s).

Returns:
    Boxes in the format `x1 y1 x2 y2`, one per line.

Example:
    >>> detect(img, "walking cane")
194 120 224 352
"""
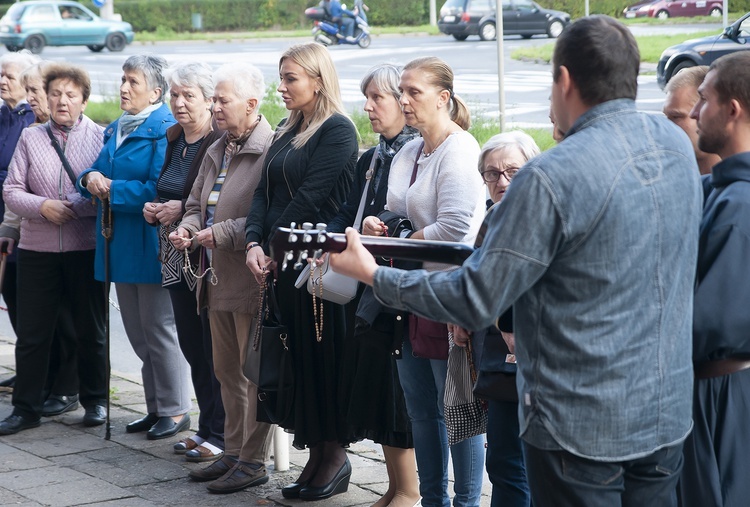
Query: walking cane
101 197 113 440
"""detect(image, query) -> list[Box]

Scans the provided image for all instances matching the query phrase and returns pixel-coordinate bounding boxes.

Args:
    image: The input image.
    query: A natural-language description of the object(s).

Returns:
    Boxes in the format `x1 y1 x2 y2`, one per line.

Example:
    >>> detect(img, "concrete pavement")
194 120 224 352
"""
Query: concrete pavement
0 333 493 506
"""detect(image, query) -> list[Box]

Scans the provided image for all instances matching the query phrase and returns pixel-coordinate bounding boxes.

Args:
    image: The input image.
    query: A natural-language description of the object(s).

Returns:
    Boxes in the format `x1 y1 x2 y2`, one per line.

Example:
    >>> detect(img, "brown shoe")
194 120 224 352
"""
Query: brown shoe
206 462 268 494
185 444 224 463
188 456 236 482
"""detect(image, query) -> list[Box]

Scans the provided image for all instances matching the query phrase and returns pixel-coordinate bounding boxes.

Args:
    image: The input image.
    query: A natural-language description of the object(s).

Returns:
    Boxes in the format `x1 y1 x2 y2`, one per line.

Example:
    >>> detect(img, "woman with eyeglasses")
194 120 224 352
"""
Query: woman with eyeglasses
452 131 541 507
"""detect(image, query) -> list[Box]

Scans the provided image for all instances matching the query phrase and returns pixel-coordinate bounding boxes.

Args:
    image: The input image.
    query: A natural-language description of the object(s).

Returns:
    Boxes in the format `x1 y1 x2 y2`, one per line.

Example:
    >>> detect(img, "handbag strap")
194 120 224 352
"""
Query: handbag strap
409 142 424 188
45 124 78 186
352 145 379 231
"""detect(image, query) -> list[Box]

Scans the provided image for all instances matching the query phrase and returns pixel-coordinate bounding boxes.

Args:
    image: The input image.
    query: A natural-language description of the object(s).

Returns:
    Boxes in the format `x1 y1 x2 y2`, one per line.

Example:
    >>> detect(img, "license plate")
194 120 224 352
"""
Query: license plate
443 15 456 22
625 12 636 18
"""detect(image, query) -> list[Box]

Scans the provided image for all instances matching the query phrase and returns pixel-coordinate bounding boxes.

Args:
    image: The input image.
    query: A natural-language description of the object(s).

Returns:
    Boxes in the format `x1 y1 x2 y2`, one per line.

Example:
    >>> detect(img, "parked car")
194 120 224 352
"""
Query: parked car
623 0 723 19
438 0 570 41
656 11 750 89
0 0 134 54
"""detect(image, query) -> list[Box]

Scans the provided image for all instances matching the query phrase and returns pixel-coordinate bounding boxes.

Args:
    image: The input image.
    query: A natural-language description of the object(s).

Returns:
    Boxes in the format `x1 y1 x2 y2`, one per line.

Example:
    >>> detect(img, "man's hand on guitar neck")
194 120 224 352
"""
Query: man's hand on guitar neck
329 227 380 286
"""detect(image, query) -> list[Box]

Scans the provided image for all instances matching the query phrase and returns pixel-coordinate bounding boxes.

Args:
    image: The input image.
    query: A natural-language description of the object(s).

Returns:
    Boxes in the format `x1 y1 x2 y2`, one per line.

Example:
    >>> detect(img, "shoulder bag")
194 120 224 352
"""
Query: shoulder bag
294 146 380 304
444 332 488 445
244 276 294 424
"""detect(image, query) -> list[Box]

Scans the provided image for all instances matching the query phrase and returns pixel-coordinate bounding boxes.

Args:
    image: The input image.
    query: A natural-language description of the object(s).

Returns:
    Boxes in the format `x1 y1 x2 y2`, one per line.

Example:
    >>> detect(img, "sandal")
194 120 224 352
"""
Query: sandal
173 435 203 454
185 443 224 463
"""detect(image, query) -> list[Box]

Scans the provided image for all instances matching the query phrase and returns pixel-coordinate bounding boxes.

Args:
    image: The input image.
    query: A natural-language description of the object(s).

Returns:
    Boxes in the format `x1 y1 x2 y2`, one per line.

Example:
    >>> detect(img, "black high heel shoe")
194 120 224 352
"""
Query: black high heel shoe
299 458 351 501
281 479 309 499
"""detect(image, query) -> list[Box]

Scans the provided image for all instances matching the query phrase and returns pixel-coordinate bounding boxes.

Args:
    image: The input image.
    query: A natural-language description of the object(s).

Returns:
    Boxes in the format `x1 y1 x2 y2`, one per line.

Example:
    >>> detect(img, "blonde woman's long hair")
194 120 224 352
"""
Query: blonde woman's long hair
277 42 352 149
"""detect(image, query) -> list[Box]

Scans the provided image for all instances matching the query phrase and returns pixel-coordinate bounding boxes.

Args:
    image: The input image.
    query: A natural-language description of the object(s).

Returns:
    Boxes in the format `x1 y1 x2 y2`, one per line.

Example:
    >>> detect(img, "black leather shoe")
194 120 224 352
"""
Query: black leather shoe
299 459 352 500
0 414 41 435
83 405 106 427
0 375 15 388
125 413 158 433
189 455 237 482
146 414 190 440
42 394 79 417
281 479 309 499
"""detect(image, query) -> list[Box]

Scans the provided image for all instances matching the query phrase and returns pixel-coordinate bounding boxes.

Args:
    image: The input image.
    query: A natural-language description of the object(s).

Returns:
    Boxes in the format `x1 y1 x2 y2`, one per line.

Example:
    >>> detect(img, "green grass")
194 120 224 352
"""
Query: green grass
86 99 122 125
134 23 439 43
511 30 718 64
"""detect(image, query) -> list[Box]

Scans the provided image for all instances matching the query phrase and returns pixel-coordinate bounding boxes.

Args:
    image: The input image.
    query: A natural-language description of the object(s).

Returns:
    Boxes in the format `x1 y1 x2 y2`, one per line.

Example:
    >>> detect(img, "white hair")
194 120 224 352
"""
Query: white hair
167 61 214 100
213 62 265 105
478 131 541 173
0 50 40 72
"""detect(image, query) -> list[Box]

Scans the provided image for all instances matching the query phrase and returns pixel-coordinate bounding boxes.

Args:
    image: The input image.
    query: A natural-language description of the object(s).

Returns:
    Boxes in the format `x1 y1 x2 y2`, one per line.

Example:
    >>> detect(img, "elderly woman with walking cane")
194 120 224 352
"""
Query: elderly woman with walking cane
77 54 192 440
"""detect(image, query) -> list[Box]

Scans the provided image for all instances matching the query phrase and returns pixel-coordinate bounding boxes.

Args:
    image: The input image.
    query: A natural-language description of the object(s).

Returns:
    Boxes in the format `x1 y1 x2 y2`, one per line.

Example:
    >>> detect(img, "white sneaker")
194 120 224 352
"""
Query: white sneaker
345 36 356 42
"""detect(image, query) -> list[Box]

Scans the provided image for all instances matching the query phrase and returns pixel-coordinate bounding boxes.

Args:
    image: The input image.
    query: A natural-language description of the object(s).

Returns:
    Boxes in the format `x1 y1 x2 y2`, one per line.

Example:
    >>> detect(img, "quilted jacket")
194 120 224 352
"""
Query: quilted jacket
3 117 103 253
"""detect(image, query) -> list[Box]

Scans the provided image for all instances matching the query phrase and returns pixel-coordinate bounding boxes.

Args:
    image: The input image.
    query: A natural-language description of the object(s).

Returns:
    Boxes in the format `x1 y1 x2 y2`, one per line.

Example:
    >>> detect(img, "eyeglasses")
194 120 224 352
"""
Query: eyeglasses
481 168 519 183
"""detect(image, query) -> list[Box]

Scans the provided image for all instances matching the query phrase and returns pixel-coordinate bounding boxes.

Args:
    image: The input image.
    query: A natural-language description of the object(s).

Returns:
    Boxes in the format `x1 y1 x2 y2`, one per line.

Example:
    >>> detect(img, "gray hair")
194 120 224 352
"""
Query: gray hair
0 50 40 72
213 63 265 105
122 54 169 103
478 131 541 172
20 61 50 88
360 63 401 100
167 62 214 100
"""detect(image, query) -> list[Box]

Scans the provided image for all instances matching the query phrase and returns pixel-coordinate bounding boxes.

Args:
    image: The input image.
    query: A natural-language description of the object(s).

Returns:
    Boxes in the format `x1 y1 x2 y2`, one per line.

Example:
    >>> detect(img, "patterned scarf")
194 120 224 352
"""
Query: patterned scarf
224 115 261 163
374 125 420 193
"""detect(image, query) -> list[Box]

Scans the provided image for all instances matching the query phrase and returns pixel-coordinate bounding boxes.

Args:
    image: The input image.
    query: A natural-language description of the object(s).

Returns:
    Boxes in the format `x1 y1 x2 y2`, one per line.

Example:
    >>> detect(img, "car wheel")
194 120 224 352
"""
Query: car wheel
656 9 669 19
709 7 721 16
23 35 45 55
670 61 696 82
106 33 126 52
5 45 19 52
87 44 104 52
479 21 496 41
358 33 371 48
452 34 469 41
547 20 564 38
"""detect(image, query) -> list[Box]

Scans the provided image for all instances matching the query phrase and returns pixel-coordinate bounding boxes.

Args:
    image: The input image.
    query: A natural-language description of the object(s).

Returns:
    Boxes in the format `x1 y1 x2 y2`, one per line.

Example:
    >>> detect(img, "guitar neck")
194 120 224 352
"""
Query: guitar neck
271 228 474 268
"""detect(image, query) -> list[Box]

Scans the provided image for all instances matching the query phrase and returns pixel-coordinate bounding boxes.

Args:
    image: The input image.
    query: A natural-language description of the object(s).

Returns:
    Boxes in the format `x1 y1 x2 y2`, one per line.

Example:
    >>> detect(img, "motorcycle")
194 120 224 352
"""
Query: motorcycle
304 4 372 48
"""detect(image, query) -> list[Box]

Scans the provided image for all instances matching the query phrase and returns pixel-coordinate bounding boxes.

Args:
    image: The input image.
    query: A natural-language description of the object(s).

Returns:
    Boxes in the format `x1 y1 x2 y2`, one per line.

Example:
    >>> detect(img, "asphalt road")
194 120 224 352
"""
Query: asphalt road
0 23 723 375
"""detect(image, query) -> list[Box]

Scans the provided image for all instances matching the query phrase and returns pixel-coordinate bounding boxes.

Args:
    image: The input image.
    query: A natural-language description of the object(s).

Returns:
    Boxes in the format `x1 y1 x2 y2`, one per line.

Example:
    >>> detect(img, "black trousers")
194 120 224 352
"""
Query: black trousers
169 288 225 448
12 249 106 419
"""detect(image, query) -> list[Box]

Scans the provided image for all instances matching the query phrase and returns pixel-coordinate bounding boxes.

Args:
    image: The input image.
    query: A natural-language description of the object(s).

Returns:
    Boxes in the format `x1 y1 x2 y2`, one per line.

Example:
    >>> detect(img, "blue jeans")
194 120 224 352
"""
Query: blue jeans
397 339 485 507
523 441 683 507
487 400 530 507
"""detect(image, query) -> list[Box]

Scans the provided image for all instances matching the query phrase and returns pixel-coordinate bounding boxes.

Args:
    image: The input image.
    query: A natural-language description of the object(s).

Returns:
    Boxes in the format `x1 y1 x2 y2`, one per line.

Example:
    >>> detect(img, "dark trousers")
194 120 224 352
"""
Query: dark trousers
487 400 530 507
12 249 106 419
679 368 750 507
169 288 224 448
524 440 683 507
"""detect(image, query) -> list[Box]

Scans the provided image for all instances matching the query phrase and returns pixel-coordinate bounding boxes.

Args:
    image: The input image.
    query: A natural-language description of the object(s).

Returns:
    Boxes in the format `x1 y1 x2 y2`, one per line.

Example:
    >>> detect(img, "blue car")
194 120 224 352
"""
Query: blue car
0 0 134 54
656 11 750 90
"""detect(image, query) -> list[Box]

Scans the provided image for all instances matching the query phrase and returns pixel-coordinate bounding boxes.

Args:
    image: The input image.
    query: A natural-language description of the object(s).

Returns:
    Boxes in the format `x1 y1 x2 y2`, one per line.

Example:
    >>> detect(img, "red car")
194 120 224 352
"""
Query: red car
623 0 723 19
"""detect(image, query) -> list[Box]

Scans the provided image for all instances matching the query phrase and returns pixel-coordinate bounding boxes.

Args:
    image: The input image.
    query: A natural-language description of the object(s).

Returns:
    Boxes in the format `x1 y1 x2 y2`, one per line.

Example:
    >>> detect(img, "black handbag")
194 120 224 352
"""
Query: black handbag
471 325 518 403
243 277 294 424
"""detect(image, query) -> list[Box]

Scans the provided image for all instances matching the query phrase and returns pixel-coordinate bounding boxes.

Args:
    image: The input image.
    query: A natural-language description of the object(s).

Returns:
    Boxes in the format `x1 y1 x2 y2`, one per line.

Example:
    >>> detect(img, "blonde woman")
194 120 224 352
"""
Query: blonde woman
245 42 358 501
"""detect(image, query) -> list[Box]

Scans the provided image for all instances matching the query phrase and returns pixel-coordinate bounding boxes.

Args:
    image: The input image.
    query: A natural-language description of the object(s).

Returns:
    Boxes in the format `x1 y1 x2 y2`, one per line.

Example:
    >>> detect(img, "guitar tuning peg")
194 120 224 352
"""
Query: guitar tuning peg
282 250 293 271
315 223 326 230
294 251 308 270
302 222 313 230
287 222 298 243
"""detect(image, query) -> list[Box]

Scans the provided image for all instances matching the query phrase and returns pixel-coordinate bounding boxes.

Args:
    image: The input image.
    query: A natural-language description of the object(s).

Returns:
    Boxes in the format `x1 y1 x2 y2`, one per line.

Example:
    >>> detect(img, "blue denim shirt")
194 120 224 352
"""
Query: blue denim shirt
374 99 702 461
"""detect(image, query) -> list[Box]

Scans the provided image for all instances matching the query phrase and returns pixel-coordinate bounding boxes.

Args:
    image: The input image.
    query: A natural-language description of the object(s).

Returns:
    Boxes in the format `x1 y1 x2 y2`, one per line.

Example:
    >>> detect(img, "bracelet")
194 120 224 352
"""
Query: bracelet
245 242 260 252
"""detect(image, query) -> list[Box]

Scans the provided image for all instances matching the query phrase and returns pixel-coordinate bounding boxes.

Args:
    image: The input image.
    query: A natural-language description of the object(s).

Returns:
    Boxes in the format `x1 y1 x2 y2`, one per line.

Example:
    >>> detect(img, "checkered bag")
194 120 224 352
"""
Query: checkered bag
444 332 488 446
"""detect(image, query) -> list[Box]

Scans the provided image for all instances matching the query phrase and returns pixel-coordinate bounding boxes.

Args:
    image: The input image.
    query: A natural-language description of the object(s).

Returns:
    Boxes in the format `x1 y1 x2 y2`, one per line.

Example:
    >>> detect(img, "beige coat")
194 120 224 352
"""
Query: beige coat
181 116 273 314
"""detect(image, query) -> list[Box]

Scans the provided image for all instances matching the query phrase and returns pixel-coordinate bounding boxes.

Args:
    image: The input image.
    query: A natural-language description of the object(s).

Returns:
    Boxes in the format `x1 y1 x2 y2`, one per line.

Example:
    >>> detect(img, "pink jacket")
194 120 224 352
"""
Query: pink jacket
3 117 104 252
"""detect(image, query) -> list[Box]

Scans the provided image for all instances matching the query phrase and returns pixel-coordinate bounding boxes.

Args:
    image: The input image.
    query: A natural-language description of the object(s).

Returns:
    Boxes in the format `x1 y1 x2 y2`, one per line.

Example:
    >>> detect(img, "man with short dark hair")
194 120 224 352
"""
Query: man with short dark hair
680 51 750 507
330 15 702 506
663 66 720 174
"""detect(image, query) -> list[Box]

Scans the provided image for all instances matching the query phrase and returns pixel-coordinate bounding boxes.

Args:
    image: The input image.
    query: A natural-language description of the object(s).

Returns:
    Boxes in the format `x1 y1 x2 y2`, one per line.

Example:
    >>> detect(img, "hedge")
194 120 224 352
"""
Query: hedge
3 0 750 31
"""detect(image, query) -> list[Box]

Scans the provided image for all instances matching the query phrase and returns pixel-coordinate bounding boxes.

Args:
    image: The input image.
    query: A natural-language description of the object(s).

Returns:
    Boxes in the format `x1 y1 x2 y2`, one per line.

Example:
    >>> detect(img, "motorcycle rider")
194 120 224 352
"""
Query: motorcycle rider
325 0 356 41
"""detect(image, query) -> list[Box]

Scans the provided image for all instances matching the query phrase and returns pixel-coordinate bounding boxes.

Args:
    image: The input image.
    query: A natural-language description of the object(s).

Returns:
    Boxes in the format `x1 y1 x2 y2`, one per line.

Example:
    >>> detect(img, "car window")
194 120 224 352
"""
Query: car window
469 0 494 12
739 18 750 38
24 5 57 22
4 4 28 21
515 0 535 12
442 0 466 8
61 5 93 21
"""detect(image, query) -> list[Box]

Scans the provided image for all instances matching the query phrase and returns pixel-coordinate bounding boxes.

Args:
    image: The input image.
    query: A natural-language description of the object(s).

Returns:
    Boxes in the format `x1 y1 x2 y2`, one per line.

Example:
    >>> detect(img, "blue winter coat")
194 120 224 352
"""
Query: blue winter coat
77 103 176 284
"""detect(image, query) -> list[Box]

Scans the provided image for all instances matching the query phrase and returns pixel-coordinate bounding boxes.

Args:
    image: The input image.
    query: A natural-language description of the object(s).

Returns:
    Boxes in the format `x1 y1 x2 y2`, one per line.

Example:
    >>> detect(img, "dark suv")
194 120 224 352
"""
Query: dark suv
438 0 570 41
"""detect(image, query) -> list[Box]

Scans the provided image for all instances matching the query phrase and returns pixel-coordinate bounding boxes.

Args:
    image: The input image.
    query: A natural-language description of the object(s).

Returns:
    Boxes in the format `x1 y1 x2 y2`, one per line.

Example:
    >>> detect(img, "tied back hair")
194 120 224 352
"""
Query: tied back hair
276 42 355 148
404 56 471 130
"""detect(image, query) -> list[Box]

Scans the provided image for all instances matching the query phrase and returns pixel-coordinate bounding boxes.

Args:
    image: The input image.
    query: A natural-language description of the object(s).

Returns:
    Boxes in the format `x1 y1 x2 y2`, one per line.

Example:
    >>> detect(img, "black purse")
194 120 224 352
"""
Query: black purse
243 277 294 424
